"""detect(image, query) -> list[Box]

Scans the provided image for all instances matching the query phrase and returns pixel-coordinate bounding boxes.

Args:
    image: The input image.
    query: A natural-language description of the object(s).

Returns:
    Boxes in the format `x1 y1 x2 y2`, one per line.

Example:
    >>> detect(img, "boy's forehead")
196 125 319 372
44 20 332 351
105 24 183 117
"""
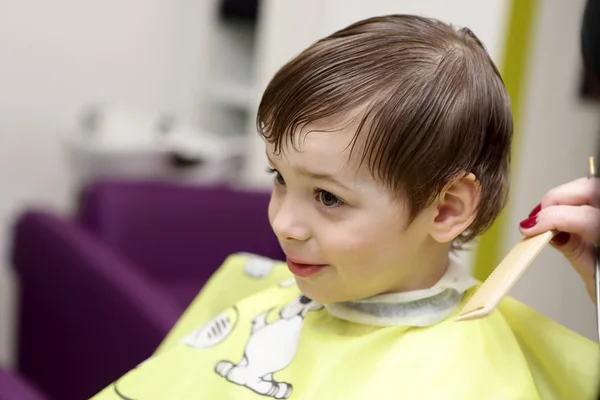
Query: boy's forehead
267 126 363 164
266 123 369 175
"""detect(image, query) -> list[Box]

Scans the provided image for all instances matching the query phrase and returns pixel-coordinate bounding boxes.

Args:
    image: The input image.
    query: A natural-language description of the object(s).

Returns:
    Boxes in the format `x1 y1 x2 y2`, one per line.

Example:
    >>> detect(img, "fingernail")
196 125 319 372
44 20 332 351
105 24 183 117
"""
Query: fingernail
519 216 538 229
551 232 571 246
528 203 541 217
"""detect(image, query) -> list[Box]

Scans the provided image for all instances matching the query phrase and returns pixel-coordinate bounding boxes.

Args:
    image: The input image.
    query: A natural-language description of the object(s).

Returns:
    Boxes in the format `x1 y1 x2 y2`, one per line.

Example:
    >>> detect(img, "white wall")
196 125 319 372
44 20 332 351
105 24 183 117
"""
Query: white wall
0 0 216 368
507 0 600 340
0 0 215 252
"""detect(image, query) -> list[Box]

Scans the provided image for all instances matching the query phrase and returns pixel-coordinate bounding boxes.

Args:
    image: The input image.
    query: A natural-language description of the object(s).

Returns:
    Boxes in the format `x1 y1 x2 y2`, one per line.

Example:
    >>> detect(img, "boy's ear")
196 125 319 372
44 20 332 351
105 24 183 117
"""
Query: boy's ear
429 173 480 243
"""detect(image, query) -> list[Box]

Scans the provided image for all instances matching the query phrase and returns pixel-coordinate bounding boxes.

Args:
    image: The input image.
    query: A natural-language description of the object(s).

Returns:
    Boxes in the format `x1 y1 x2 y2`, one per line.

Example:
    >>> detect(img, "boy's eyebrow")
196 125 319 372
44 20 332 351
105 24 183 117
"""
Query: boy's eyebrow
266 153 352 191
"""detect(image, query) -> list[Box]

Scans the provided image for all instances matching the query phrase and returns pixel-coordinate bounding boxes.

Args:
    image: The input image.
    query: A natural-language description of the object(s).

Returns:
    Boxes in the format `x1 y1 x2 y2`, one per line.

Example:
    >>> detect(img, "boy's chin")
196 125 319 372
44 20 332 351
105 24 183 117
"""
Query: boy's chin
295 280 362 304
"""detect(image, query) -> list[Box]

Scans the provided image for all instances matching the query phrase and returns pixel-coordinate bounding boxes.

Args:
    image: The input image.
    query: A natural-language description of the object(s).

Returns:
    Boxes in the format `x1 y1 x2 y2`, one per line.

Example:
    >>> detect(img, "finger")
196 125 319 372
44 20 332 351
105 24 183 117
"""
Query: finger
540 177 600 208
550 236 597 302
550 233 595 280
519 204 600 245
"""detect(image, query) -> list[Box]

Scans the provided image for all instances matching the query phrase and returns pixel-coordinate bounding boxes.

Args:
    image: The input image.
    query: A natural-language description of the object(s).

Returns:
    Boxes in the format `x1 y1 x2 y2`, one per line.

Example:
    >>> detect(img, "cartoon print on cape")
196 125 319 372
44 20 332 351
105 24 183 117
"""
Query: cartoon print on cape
111 294 321 400
112 306 240 399
215 295 323 399
241 253 278 279
278 278 296 288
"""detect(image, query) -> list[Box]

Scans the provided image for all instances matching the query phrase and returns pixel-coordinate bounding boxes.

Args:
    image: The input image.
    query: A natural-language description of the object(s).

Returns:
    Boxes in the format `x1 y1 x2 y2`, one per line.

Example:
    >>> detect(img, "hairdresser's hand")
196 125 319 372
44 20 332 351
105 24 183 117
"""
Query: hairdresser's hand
519 177 600 302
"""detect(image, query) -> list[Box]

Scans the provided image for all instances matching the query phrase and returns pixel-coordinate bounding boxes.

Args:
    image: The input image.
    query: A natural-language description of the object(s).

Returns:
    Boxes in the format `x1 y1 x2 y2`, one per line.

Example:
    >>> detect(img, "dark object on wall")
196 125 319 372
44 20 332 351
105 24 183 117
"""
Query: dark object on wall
219 0 259 22
580 66 600 100
580 0 600 100
582 0 600 82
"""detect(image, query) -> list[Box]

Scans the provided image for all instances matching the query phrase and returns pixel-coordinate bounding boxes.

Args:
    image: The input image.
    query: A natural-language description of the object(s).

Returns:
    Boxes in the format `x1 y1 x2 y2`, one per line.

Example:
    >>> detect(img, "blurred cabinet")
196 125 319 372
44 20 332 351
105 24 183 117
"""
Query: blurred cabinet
200 0 329 189
200 0 259 138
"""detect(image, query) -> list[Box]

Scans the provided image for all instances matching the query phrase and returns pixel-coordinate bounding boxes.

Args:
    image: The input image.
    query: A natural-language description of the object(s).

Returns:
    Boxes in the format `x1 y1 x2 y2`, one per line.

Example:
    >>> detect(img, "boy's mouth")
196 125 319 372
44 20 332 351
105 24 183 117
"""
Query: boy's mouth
286 258 328 278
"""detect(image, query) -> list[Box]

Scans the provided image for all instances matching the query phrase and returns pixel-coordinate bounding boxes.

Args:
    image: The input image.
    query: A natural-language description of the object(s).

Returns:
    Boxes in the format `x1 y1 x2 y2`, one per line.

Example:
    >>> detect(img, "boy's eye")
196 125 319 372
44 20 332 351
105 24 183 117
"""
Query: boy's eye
267 167 285 185
275 172 285 185
317 190 343 208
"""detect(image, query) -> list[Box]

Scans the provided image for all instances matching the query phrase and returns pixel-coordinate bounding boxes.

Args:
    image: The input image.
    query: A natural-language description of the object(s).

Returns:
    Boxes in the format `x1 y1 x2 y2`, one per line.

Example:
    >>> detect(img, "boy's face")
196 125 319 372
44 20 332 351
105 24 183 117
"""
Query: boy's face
266 122 444 304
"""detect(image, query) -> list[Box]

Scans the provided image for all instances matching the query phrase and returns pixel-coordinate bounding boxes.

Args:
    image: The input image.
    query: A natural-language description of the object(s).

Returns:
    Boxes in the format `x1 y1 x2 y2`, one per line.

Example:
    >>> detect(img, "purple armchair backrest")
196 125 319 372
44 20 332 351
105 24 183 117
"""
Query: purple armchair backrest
76 180 285 281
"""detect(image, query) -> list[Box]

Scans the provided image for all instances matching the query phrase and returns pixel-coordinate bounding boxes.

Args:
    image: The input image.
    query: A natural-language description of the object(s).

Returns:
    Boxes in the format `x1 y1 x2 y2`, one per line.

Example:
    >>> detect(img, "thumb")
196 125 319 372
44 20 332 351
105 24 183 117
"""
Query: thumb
550 232 595 284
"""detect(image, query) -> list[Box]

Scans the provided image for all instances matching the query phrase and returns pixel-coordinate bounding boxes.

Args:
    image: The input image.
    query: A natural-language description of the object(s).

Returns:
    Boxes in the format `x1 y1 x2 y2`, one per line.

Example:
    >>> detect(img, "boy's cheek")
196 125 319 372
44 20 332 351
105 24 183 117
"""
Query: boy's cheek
323 220 400 251
319 233 383 264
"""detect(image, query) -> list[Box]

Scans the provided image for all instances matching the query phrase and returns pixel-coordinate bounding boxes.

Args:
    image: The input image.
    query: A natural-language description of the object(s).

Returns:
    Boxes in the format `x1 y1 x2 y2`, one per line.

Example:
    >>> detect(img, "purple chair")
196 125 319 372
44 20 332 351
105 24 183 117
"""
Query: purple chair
0 368 48 400
11 180 284 400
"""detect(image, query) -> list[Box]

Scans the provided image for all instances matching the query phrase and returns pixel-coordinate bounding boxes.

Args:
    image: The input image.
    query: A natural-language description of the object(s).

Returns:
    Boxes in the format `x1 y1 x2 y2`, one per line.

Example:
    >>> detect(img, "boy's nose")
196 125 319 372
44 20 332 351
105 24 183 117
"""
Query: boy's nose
270 196 311 242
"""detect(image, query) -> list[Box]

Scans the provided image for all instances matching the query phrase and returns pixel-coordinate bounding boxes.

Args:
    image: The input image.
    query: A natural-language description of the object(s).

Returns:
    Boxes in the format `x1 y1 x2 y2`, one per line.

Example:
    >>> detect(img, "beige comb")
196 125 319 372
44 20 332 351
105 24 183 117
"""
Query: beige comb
456 157 597 323
455 230 555 321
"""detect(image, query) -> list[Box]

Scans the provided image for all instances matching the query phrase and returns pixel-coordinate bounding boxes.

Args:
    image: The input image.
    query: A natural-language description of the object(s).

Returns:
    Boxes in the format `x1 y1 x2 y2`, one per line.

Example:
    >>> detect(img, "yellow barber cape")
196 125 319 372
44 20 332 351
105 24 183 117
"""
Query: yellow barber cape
91 253 600 400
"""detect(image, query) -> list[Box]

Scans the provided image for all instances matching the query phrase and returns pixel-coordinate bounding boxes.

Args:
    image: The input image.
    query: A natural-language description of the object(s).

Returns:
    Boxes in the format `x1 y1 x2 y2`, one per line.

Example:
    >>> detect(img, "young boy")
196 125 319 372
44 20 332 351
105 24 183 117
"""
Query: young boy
92 15 599 399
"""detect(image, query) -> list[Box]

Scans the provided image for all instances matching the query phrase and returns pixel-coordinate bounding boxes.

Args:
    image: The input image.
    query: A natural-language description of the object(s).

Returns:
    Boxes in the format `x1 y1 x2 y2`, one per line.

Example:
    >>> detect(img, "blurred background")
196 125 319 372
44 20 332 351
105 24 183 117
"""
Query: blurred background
0 0 598 399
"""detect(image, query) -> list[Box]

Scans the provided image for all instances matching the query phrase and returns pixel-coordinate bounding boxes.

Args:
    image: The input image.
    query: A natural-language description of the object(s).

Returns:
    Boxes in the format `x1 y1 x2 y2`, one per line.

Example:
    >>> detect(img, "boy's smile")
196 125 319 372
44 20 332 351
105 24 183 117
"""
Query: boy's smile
285 258 328 278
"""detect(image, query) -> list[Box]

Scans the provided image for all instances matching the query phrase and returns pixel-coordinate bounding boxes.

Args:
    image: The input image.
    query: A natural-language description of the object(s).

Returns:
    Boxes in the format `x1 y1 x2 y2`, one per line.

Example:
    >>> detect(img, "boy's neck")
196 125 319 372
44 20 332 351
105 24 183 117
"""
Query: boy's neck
387 240 454 294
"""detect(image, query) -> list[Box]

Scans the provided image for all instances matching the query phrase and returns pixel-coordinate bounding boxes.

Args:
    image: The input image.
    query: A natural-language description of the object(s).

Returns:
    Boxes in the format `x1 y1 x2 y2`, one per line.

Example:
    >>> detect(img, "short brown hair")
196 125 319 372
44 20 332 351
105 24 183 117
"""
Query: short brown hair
257 14 513 247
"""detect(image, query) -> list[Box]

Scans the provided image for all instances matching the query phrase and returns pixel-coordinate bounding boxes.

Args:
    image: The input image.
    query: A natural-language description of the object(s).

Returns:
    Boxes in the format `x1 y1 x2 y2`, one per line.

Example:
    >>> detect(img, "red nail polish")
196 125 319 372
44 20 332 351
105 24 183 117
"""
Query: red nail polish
519 216 538 229
551 232 570 246
528 203 541 217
